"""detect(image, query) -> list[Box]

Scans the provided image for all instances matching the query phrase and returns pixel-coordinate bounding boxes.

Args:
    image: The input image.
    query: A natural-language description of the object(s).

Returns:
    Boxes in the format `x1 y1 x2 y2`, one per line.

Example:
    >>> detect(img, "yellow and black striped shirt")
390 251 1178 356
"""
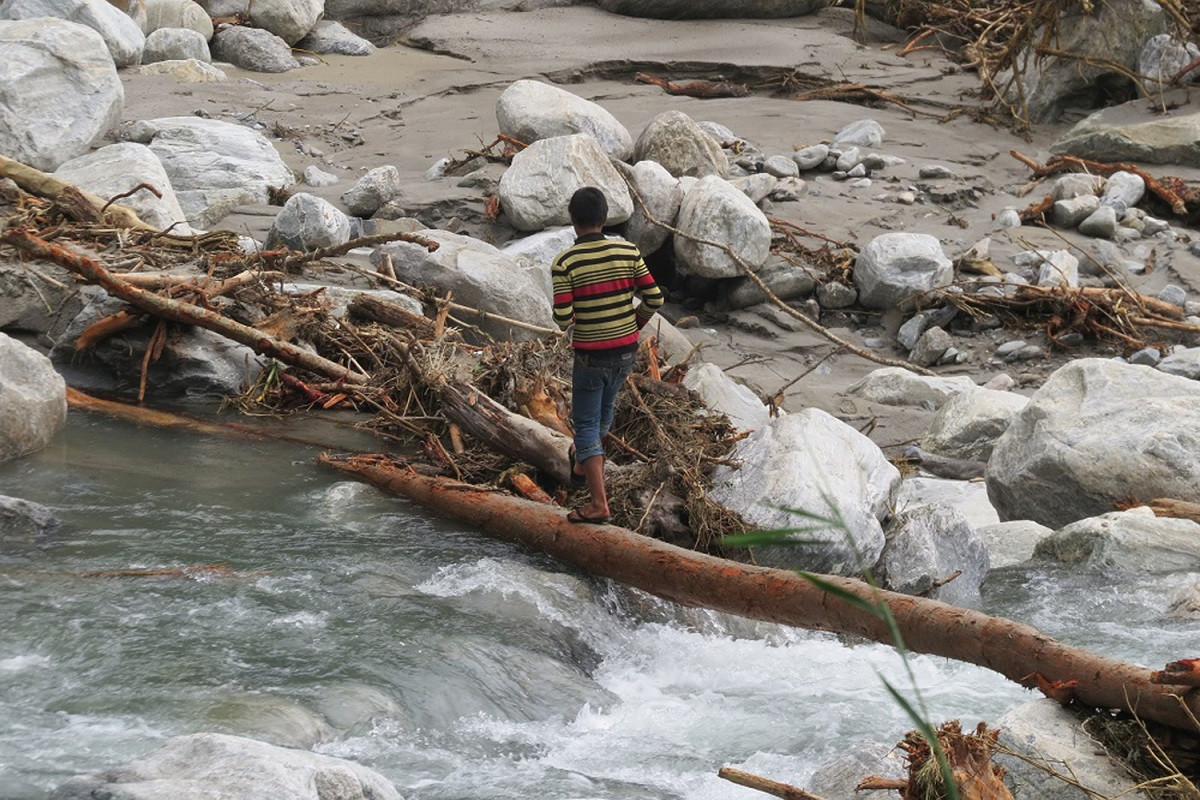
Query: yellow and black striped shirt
551 234 664 352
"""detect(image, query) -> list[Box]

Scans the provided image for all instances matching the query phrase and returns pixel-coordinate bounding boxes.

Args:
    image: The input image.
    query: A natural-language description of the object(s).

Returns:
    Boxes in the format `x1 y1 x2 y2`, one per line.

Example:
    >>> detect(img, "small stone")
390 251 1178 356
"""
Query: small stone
996 340 1027 357
983 373 1016 391
836 147 862 172
1051 194 1100 228
302 165 338 187
909 326 954 367
1128 347 1161 366
994 208 1022 228
1078 206 1118 239
850 177 872 189
1102 171 1146 208
919 165 958 179
769 177 806 202
896 191 917 205
1033 250 1079 288
1113 227 1142 243
763 154 799 178
1051 173 1104 201
424 157 450 181
1141 216 1169 236
1159 284 1187 307
860 153 887 170
341 165 403 218
816 281 858 309
847 163 868 178
831 171 848 181
1014 344 1044 361
792 144 829 171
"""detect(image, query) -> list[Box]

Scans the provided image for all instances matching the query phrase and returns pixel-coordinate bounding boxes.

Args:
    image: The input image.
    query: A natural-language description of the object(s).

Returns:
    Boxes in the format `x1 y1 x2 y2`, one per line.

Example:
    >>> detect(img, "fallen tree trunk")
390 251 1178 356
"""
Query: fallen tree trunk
2 228 369 385
320 454 1200 733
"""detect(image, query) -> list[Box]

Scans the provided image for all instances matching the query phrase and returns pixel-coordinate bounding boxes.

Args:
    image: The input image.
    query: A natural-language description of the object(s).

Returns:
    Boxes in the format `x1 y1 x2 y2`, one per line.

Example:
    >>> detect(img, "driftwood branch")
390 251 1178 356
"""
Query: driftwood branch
321 454 1200 734
717 768 829 800
1 228 368 385
0 153 156 231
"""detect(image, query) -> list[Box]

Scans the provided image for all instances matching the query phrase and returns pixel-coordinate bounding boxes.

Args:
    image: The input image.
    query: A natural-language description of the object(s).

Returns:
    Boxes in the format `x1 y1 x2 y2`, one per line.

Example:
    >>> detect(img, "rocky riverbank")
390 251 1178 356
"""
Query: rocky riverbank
3 0 1200 797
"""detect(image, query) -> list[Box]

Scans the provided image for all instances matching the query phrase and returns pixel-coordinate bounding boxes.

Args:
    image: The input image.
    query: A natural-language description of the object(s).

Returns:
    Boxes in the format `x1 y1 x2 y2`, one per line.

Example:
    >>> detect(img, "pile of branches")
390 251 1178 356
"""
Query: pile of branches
0 162 750 554
859 0 1197 125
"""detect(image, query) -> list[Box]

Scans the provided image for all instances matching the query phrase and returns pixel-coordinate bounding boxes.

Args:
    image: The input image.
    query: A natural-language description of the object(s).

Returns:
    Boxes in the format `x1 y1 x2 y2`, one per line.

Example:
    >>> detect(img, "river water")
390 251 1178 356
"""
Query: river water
1 413 1197 799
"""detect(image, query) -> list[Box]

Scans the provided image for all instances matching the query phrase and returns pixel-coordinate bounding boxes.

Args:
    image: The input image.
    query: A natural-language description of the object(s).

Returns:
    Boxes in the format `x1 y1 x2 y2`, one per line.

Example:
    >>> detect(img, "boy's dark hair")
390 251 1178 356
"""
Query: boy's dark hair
568 187 608 229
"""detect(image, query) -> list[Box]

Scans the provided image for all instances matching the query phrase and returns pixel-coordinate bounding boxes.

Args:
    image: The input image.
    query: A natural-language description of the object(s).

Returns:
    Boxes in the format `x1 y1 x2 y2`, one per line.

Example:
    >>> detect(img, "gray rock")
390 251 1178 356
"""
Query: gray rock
241 0 321 44
994 207 1022 228
302 165 338 187
1102 170 1145 207
372 230 553 341
1053 104 1200 167
1158 282 1187 307
500 225 577 300
0 255 81 338
997 700 1139 800
54 142 190 233
682 362 770 432
634 110 727 179
1050 173 1105 201
894 475 998 529
49 732 402 800
897 306 956 351
0 495 60 544
987 359 1200 527
762 154 798 178
919 164 957 179
729 173 778 204
265 192 351 252
1169 582 1200 620
496 79 632 160
0 18 124 172
142 26 209 62
0 334 67 465
878 505 989 606
925 387 1029 461
1 0 146 66
853 232 953 309
835 146 861 172
977 519 1051 568
769 176 805 201
710 409 899 575
1051 194 1099 228
210 25 299 72
832 118 885 148
1077 205 1118 239
295 20 373 55
341 165 402 218
908 325 953 367
498 134 632 232
1156 346 1200 379
673 174 771 279
597 0 831 17
808 741 904 800
792 143 829 170
1034 507 1200 573
143 0 212 37
1000 0 1166 123
130 116 295 229
722 257 815 309
618 160 682 255
1137 33 1200 87
1030 249 1079 287
848 367 975 410
1128 346 1161 366
816 280 856 309
126 57 224 81
696 120 739 142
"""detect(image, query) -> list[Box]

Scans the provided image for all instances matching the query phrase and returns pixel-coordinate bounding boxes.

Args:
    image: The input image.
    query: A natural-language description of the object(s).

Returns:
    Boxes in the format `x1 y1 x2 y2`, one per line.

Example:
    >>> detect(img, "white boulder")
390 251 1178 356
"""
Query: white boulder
129 116 295 229
633 110 728 178
143 0 212 37
54 142 190 233
372 230 553 342
894 476 999 530
265 192 351 252
878 505 989 606
127 57 223 81
496 79 632 160
848 367 975 410
497 134 632 232
209 24 300 71
500 226 577 301
710 408 900 575
249 0 322 45
1034 507 1200 573
853 233 953 309
682 361 771 433
0 18 124 171
341 165 402 218
295 19 373 55
618 160 682 255
673 175 771 279
142 26 209 62
1157 346 1200 379
1 0 145 66
976 520 1051 569
49 732 402 800
924 387 1029 461
987 359 1200 528
0 333 67 464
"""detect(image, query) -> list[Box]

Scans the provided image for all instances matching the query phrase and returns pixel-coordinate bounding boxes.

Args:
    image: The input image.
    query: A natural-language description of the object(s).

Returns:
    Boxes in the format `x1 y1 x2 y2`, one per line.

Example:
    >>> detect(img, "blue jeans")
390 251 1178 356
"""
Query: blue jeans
572 349 636 463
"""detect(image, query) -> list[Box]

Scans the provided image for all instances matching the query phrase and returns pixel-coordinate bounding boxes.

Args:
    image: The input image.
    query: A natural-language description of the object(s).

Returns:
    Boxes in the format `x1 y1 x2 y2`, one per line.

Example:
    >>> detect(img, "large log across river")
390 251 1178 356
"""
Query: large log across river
322 453 1200 733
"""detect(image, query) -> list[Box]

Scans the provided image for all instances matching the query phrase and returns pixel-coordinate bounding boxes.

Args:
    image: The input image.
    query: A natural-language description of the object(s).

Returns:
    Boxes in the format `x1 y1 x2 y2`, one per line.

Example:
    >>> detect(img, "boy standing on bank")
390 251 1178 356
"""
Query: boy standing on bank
551 187 664 524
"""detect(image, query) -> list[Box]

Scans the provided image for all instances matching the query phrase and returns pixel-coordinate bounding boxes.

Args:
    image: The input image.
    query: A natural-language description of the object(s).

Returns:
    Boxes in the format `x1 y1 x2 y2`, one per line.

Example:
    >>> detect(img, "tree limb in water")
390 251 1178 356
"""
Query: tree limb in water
320 453 1200 734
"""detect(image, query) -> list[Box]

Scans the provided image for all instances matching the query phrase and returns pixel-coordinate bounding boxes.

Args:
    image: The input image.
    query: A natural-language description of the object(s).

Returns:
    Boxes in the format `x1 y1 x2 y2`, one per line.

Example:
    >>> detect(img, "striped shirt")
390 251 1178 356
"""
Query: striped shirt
551 234 664 352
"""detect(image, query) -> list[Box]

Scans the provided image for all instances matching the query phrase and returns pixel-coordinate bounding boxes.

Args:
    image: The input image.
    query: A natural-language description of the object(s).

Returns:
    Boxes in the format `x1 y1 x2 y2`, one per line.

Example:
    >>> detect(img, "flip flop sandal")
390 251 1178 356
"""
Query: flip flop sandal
567 507 612 525
567 444 587 489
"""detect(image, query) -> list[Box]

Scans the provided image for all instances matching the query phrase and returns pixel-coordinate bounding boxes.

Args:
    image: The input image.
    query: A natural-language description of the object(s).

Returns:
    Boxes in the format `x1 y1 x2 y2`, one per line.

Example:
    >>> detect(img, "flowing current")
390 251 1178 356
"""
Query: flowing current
1 414 1196 799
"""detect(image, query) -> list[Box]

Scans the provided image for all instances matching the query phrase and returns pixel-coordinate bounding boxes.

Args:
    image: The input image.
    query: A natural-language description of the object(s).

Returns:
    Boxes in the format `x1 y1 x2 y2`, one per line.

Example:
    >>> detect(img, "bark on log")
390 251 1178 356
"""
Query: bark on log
0 153 156 231
320 454 1200 734
717 768 828 800
1146 498 1200 524
2 228 368 385
348 293 438 338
